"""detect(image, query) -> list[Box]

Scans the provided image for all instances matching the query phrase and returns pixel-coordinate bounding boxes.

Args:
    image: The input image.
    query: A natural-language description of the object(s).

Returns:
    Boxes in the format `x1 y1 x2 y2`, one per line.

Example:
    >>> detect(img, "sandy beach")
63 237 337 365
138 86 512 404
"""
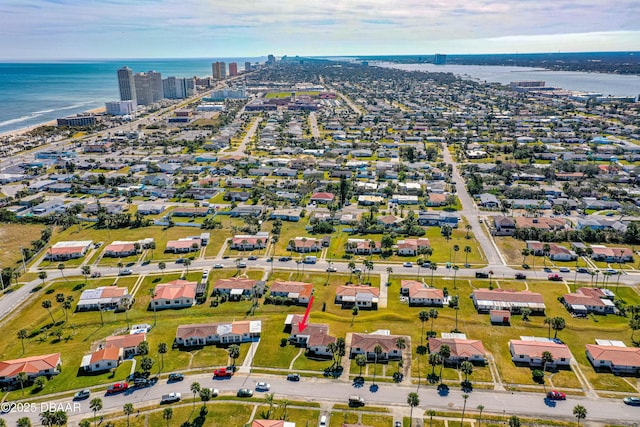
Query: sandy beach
0 106 106 139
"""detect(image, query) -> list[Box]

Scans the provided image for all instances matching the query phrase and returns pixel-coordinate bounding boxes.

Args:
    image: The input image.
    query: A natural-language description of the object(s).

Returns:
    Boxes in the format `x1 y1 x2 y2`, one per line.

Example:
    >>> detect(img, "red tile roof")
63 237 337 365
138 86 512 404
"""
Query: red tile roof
428 338 487 358
510 340 572 360
586 344 640 368
0 353 61 378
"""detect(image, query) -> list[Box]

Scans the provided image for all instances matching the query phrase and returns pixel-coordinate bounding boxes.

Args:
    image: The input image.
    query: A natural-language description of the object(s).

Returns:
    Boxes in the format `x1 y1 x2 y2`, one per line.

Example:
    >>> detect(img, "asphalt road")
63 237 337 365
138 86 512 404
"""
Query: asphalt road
2 370 639 425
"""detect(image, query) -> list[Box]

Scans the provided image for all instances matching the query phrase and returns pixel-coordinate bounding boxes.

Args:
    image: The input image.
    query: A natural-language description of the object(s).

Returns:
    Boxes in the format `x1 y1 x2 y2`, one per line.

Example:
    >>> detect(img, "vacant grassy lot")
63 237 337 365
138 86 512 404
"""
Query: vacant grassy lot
0 223 45 268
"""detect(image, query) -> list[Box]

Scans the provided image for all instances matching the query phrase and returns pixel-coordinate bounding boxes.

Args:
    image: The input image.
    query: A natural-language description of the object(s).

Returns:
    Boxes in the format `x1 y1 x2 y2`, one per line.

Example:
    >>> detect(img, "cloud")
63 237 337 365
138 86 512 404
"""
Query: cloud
0 0 638 58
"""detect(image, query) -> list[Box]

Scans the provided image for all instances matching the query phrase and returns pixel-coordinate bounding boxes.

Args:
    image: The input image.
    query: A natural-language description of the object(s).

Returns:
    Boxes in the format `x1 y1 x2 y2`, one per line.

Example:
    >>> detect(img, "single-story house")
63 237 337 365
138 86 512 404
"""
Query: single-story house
562 288 616 315
471 289 546 314
175 320 262 346
288 237 322 253
509 339 572 367
45 240 93 261
335 285 379 309
586 344 640 374
396 238 431 256
104 333 146 358
269 281 314 305
165 237 201 253
80 347 123 373
492 216 516 236
428 337 487 365
230 234 269 250
0 353 62 384
590 246 634 263
345 239 382 255
310 192 335 203
252 420 296 427
102 238 153 257
286 314 335 357
349 330 405 361
77 287 130 311
400 280 444 306
269 209 301 222
151 280 198 309
490 309 511 324
214 278 265 299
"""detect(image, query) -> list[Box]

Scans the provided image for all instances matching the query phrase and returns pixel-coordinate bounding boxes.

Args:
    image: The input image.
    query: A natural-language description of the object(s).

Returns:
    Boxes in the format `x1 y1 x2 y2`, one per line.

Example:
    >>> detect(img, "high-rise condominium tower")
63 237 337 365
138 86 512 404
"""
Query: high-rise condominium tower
117 66 136 102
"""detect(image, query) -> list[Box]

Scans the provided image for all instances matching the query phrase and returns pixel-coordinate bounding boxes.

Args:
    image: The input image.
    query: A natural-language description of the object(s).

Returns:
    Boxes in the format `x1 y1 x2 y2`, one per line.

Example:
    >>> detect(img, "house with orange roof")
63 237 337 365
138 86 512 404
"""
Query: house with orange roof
80 347 123 373
151 280 197 309
561 288 616 315
0 353 61 384
589 245 634 263
335 285 379 309
509 339 572 368
344 239 382 255
428 336 487 365
269 281 314 305
287 237 323 253
285 314 336 357
349 331 405 361
310 192 335 203
44 240 92 261
230 233 269 250
586 343 640 374
396 238 430 256
103 238 154 258
400 280 444 306
104 333 146 358
175 320 262 347
77 286 130 311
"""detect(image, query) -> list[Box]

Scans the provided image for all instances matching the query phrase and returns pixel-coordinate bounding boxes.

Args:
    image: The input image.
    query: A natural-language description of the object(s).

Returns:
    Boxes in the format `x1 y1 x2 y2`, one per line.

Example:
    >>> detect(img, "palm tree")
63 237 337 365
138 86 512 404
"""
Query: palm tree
17 372 28 395
17 329 28 353
429 263 438 287
465 224 472 239
279 399 291 420
17 418 31 427
265 392 275 419
573 405 587 427
426 409 436 427
158 261 166 274
521 248 530 266
158 342 167 372
544 317 552 339
228 344 240 366
355 354 367 377
89 398 103 427
162 407 173 427
449 295 460 331
464 246 471 266
476 405 485 427
190 382 201 409
542 243 551 266
351 306 359 326
418 311 429 345
452 245 460 264
372 344 383 385
149 287 157 327
460 360 474 384
428 308 438 336
348 261 356 281
42 299 55 323
438 345 451 384
509 416 521 427
416 345 427 387
429 353 442 379
81 265 91 283
395 337 407 374
199 387 212 411
551 316 566 339
123 403 134 427
57 263 67 281
62 296 73 322
630 317 640 341
184 258 191 275
38 271 47 287
460 393 469 427
407 392 420 426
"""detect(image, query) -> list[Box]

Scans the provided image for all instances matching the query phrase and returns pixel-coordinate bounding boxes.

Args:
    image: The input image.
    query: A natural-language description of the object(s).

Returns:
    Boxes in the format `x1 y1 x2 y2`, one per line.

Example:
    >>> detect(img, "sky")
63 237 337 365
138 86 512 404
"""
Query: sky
1 0 639 59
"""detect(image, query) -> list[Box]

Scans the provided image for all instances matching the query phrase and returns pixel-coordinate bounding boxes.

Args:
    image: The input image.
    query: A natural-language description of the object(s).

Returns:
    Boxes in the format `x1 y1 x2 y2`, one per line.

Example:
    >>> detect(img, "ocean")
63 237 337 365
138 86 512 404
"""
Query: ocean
0 57 265 135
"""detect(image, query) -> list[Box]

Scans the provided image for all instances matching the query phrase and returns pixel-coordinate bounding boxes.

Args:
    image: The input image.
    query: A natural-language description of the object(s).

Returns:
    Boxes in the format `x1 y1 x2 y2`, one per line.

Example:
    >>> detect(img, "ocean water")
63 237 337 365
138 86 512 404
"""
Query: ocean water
0 58 265 135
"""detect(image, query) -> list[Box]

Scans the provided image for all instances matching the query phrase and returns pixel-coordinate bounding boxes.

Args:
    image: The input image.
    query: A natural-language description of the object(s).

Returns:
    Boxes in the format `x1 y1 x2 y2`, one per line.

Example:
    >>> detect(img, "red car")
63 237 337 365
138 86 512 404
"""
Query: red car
106 382 128 394
547 274 563 281
547 390 566 400
213 368 233 378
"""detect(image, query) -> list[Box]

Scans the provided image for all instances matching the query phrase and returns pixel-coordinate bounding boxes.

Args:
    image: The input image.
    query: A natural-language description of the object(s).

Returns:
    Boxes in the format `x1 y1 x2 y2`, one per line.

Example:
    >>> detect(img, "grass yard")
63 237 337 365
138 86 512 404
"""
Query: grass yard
0 223 45 268
361 413 395 427
256 405 320 424
147 402 254 427
329 412 359 427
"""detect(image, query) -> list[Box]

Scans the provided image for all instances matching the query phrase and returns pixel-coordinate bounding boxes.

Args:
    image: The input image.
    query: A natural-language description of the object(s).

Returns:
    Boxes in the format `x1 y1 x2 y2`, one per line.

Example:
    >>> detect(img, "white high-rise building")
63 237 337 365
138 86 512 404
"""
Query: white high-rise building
105 100 137 116
117 67 136 102
134 71 163 106
162 77 195 99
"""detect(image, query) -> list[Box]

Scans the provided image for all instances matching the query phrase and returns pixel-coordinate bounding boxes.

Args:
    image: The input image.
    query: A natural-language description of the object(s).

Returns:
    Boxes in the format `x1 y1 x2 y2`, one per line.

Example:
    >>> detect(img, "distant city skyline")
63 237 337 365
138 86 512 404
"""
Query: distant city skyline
1 0 638 60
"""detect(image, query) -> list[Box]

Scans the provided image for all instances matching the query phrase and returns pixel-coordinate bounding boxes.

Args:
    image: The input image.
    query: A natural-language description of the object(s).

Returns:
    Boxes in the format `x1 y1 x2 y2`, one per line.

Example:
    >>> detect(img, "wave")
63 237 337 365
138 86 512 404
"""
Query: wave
0 101 98 129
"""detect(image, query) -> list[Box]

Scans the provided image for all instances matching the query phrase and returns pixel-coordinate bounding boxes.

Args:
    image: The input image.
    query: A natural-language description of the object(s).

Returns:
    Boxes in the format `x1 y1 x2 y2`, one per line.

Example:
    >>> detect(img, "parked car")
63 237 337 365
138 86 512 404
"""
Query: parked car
160 393 181 404
237 388 253 397
326 267 337 272
515 273 526 279
213 367 233 378
348 395 365 407
237 262 247 268
576 267 589 273
175 258 185 264
546 390 566 400
119 268 133 276
106 382 128 394
605 268 618 275
548 274 563 281
543 267 552 273
286 373 300 382
168 373 184 383
214 264 224 269
279 256 292 262
475 272 489 278
559 267 570 273
623 396 640 406
255 382 271 391
403 262 413 267
248 256 258 260
522 264 530 269
319 415 328 427
73 390 91 400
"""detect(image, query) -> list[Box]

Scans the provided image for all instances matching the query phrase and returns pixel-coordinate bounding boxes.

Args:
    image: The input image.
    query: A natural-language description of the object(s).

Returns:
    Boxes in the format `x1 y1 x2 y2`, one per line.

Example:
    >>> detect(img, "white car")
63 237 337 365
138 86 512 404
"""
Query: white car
559 267 570 273
255 382 271 391
214 264 224 269
403 262 413 267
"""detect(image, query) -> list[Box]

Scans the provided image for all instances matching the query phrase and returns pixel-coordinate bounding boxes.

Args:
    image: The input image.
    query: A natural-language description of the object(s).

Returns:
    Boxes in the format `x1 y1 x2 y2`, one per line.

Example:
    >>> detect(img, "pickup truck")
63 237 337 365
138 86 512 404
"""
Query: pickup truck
348 395 365 407
160 393 181 404
213 367 233 378
548 274 563 281
515 273 526 279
